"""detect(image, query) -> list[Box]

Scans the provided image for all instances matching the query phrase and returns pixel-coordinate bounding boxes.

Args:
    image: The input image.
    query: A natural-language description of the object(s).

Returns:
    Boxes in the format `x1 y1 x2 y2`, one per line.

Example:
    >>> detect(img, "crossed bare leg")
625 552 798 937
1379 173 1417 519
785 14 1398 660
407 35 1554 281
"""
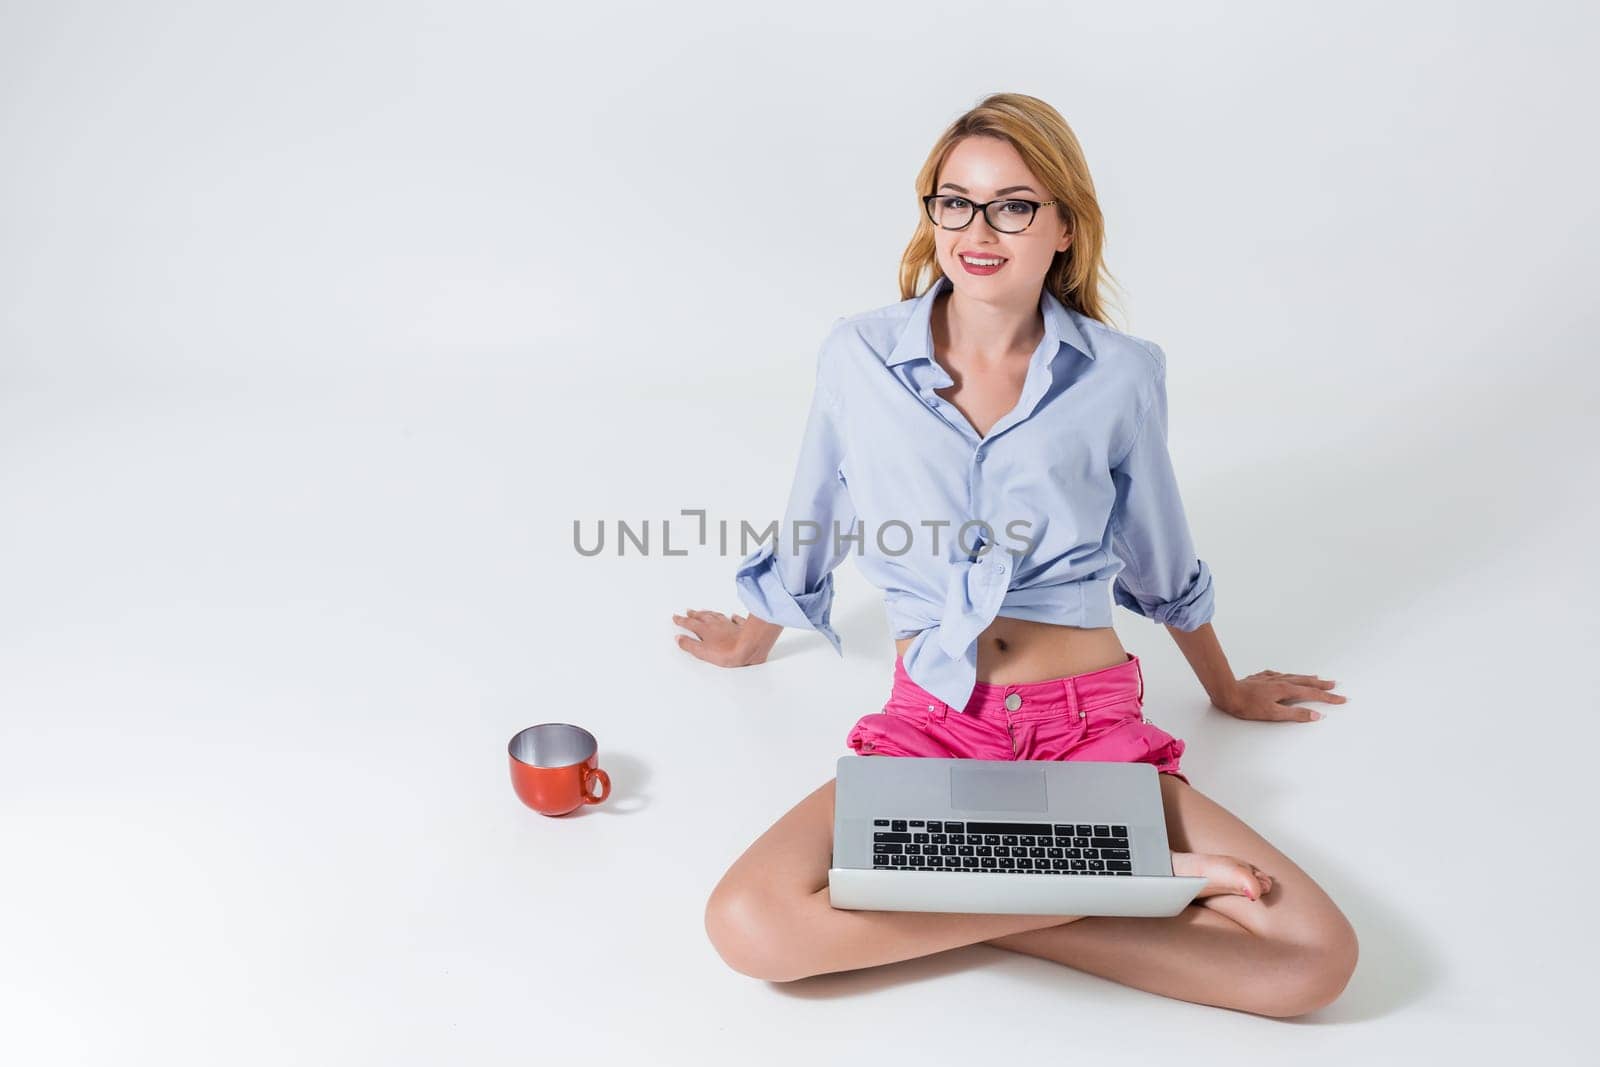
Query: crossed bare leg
705 775 1356 1017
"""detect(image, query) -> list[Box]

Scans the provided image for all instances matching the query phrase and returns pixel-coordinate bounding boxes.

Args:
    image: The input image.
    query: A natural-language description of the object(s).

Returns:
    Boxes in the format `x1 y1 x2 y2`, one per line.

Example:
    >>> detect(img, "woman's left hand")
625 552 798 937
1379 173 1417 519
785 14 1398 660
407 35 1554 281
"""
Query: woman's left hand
1215 669 1346 723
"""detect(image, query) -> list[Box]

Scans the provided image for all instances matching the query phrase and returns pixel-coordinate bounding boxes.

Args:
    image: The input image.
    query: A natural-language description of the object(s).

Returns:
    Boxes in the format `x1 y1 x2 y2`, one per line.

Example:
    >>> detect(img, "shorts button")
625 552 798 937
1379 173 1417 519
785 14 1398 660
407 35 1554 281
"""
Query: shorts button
1004 693 1022 711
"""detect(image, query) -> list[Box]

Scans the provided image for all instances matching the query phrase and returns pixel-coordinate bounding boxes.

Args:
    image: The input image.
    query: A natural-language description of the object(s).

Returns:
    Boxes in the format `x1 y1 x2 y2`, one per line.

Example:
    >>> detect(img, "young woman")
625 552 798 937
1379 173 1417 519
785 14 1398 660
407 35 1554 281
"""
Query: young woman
673 93 1356 1017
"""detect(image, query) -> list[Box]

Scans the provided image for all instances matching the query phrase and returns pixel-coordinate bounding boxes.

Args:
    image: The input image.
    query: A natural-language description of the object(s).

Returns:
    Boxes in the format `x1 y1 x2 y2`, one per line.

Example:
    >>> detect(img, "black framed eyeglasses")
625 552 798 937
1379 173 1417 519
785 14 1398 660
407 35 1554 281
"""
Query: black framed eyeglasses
923 193 1058 233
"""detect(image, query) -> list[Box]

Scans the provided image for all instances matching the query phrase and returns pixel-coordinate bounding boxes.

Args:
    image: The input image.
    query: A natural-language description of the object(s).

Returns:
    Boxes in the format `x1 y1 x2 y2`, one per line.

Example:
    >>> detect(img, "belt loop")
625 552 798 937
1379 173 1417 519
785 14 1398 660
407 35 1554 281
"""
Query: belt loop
1064 676 1082 721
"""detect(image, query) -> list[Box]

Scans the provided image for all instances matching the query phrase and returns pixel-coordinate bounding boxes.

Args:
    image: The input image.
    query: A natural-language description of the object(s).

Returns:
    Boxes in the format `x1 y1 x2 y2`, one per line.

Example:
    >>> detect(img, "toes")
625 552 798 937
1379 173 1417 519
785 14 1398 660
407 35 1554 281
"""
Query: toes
1243 865 1273 899
1178 853 1270 899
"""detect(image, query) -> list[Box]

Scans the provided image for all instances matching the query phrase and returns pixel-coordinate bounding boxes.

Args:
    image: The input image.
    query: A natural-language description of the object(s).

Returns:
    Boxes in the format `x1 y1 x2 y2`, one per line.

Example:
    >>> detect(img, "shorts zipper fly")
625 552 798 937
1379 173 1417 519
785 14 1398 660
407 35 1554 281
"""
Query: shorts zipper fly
1004 690 1021 754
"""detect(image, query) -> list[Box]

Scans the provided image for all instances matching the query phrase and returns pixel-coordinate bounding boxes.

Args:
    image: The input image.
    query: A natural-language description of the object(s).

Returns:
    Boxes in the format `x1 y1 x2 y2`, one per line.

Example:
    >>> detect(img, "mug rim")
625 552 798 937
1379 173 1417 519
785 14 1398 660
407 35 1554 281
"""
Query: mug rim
508 722 597 768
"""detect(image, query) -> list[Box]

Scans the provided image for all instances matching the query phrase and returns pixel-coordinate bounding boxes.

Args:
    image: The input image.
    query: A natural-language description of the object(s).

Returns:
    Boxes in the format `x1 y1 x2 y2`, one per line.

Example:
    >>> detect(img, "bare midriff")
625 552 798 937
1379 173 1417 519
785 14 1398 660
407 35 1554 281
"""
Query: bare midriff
894 617 1129 691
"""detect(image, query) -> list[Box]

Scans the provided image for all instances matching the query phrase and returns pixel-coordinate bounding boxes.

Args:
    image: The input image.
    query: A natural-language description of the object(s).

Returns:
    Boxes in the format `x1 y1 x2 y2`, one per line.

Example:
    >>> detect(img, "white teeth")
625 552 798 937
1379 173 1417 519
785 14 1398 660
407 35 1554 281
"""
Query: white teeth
961 255 1004 266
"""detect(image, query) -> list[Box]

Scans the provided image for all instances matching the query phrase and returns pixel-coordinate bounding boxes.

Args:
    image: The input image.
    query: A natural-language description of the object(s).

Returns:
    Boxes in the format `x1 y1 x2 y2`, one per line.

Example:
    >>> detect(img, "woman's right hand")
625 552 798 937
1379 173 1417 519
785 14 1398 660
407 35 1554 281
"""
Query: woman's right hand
673 609 782 667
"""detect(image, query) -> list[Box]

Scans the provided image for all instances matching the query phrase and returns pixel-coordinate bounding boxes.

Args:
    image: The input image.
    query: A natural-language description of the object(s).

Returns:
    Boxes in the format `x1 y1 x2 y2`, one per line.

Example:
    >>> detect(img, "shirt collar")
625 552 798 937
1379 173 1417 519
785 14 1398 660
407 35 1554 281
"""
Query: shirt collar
884 273 1094 367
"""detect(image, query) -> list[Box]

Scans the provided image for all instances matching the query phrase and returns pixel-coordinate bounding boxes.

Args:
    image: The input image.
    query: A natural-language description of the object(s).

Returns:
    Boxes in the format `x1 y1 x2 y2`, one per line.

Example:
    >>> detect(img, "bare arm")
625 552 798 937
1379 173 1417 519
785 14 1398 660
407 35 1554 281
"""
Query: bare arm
1168 621 1347 723
1165 622 1237 709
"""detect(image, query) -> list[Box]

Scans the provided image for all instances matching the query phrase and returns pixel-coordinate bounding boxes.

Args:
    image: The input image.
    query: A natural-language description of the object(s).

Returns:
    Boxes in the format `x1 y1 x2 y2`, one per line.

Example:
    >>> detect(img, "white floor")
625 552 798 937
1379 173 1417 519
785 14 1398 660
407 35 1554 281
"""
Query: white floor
1 375 1592 1065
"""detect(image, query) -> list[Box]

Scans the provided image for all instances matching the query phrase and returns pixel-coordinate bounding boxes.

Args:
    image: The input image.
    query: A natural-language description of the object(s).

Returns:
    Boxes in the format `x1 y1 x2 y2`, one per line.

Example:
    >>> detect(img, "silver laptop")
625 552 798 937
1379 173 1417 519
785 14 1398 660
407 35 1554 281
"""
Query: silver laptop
828 755 1206 917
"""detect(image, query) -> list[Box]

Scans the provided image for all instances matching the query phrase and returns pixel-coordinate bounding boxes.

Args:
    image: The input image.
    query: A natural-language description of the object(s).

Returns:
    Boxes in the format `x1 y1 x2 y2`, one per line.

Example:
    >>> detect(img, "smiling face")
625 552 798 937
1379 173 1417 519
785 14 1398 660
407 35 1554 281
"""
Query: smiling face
930 135 1072 304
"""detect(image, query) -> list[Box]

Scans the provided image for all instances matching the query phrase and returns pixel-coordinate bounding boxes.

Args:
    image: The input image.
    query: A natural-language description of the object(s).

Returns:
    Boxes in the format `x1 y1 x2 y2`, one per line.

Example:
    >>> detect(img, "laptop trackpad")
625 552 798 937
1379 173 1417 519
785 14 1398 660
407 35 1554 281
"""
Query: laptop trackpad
950 763 1048 812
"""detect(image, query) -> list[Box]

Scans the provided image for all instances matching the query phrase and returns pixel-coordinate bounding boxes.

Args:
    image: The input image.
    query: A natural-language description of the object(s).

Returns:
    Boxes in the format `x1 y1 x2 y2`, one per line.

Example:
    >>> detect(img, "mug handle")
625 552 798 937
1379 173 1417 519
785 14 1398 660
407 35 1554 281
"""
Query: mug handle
583 767 611 804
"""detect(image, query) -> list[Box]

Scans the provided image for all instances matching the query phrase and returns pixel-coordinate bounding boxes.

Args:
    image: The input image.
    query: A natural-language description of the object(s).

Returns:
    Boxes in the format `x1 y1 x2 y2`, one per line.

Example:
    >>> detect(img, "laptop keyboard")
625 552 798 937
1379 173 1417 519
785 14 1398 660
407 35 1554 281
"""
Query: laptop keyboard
870 819 1135 874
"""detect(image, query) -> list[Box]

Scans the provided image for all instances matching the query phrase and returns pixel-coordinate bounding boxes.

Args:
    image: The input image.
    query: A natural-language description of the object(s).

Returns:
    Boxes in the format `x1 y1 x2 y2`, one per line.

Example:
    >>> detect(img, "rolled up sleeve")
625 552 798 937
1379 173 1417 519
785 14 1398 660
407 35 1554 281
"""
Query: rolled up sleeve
733 325 857 654
1108 344 1216 631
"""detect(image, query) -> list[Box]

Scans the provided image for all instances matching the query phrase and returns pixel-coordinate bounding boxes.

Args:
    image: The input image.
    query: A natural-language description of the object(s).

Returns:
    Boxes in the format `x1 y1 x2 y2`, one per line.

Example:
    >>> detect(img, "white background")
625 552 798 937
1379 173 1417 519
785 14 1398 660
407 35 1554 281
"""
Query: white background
3 1 1596 1063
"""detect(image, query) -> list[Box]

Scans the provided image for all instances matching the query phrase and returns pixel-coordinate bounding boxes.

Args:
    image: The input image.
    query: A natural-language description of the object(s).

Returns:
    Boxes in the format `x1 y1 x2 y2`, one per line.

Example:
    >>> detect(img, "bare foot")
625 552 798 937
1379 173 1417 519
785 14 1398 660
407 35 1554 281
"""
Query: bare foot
1171 850 1274 901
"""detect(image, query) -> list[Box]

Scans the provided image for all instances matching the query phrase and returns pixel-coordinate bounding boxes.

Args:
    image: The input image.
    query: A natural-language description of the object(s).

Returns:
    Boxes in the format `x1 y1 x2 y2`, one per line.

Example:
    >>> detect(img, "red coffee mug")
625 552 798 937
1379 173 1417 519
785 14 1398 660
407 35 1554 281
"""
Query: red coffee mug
508 723 611 816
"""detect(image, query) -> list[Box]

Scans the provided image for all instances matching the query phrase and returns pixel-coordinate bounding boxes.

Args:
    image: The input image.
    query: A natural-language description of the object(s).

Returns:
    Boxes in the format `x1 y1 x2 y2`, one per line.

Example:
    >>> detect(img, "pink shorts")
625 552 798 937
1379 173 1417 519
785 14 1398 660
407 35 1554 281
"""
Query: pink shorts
845 652 1190 786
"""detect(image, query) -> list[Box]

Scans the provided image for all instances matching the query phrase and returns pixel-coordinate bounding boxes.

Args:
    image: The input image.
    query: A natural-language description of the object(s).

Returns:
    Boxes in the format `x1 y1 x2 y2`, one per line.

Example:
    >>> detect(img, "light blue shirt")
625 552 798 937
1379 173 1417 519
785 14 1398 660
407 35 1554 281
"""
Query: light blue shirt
734 273 1215 712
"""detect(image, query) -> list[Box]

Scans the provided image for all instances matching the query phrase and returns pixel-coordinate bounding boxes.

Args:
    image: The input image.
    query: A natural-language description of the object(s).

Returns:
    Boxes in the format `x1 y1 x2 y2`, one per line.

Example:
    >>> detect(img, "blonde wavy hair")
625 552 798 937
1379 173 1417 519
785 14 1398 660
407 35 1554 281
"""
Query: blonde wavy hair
897 92 1124 329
